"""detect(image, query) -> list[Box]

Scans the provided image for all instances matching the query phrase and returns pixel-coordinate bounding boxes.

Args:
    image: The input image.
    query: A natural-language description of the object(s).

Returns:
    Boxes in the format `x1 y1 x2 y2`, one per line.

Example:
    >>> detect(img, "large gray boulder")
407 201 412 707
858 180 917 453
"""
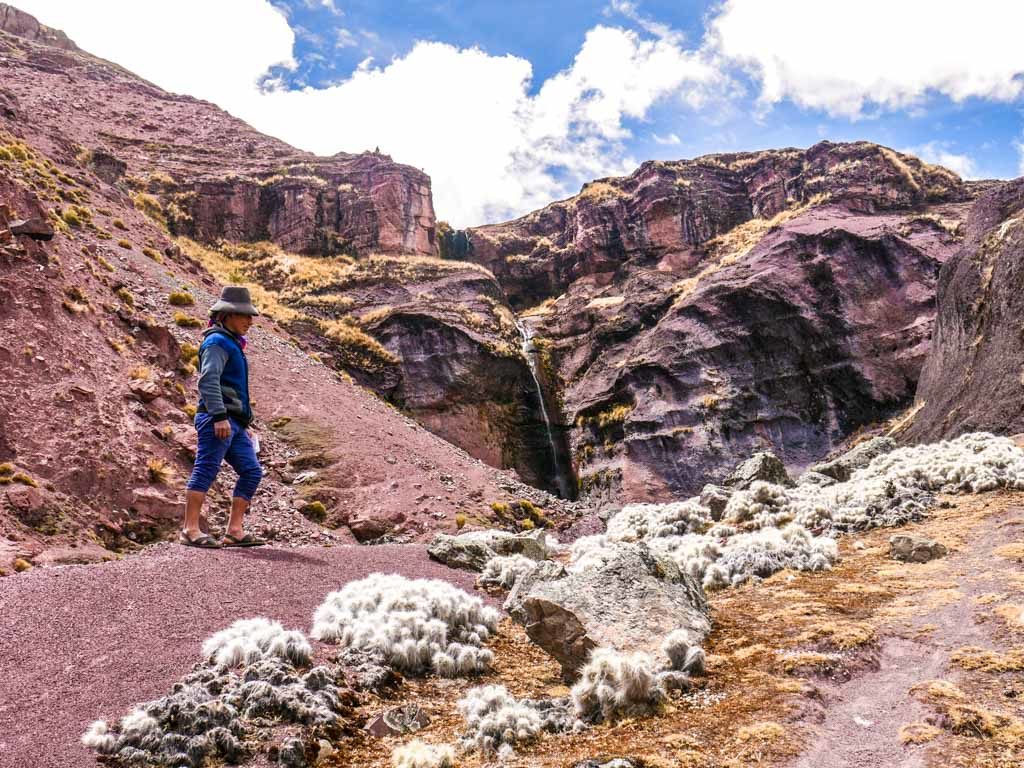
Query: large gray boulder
520 543 711 681
724 451 792 489
808 436 896 482
427 529 551 571
503 560 567 623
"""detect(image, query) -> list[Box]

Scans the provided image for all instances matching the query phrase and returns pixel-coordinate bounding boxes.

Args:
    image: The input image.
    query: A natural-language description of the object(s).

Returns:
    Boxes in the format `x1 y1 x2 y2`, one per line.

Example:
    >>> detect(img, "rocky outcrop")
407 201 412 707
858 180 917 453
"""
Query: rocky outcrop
175 154 436 256
724 451 792 489
0 10 436 258
807 435 896 482
0 3 78 51
889 533 947 563
906 179 1024 442
460 143 974 501
427 528 551 570
519 543 710 680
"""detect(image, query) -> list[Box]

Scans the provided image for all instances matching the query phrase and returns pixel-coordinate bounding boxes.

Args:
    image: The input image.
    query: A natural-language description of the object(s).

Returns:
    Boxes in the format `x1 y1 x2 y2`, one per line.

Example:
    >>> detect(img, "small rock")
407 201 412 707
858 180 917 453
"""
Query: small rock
128 379 160 403
889 534 947 563
9 217 54 241
364 703 430 737
724 451 792 489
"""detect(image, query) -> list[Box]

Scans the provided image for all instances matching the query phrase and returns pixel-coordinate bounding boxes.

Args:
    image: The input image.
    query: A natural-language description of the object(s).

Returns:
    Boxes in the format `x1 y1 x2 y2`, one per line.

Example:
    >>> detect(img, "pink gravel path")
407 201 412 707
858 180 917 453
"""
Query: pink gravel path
0 543 480 768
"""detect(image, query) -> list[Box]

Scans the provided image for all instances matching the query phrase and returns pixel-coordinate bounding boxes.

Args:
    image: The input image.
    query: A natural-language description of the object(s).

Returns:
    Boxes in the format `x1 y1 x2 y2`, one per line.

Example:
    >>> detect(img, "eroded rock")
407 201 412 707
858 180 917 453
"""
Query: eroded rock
810 436 897 482
520 543 710 680
725 451 792 489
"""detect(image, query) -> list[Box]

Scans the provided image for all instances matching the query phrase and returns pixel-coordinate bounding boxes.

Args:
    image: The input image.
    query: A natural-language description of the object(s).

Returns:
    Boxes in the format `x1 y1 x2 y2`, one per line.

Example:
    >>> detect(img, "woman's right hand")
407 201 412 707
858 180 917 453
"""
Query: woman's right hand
214 419 232 440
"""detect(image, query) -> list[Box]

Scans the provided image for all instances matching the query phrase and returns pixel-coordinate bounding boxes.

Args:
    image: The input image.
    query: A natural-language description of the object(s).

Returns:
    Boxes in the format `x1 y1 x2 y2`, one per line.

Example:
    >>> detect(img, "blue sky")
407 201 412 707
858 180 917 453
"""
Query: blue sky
16 0 1024 226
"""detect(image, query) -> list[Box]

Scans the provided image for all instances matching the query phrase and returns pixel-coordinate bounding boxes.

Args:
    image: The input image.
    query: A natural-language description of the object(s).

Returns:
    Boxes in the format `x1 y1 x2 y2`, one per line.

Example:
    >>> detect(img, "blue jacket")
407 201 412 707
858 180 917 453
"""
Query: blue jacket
196 326 252 427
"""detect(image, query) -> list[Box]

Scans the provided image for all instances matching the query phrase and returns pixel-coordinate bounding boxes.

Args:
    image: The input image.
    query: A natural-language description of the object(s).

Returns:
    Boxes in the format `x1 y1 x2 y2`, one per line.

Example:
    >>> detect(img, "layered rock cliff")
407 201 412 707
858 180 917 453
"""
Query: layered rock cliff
906 178 1024 442
462 143 976 500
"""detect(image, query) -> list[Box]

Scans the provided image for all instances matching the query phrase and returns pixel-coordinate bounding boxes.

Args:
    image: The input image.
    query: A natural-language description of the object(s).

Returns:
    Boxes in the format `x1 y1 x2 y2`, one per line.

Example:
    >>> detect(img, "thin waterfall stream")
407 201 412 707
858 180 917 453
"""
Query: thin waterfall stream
515 317 574 499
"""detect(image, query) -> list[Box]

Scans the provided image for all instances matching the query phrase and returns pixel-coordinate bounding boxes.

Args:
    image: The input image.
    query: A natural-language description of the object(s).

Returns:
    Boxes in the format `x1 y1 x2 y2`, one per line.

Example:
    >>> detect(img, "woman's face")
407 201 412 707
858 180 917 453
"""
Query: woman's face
224 313 254 335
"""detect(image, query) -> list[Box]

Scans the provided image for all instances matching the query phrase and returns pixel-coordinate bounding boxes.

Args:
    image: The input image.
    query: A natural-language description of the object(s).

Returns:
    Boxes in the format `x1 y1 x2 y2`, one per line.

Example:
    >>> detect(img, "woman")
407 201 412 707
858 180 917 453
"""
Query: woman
180 286 265 548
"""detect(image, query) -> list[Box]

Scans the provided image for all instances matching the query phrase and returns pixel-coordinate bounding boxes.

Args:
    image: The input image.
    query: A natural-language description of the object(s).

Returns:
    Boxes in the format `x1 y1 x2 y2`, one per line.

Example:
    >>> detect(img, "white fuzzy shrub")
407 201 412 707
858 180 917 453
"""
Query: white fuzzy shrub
82 628 341 767
457 684 543 753
606 499 712 541
202 617 312 668
661 629 706 675
570 648 666 722
311 573 499 677
81 720 116 754
574 433 1024 589
477 554 537 590
391 739 456 768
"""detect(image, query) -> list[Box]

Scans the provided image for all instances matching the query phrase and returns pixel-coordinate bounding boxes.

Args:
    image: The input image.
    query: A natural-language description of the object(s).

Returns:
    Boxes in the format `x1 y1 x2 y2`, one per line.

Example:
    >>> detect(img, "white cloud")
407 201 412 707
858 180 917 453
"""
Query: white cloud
709 0 1024 119
902 141 979 179
653 132 681 145
14 1 725 227
15 0 295 113
335 28 357 48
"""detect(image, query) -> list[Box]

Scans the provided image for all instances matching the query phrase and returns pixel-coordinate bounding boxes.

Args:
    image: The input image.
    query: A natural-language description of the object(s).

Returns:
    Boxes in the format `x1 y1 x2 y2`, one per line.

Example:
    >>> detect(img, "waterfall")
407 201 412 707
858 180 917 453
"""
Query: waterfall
515 317 574 498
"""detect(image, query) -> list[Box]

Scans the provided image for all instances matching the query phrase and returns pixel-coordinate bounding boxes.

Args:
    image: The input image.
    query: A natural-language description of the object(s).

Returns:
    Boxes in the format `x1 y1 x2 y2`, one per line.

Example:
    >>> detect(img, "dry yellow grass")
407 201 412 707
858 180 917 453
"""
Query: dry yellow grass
899 722 942 744
950 646 1024 672
995 604 1024 630
578 181 624 203
993 543 1024 560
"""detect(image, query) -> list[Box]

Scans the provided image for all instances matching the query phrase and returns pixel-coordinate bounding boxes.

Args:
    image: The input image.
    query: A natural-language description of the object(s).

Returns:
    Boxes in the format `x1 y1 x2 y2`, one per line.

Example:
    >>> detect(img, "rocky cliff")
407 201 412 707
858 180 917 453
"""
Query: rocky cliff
905 178 1024 442
0 6 436 257
463 143 976 500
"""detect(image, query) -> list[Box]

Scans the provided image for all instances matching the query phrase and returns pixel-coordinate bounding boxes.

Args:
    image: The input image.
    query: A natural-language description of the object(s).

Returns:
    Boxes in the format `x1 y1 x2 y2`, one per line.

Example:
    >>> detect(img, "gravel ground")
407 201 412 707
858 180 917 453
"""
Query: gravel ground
0 542 480 768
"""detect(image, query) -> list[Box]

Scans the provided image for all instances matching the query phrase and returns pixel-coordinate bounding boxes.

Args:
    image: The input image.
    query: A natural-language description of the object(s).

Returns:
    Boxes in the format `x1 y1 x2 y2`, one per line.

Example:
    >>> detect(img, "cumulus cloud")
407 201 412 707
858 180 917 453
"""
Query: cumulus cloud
14 0 729 227
902 141 979 179
709 0 1024 118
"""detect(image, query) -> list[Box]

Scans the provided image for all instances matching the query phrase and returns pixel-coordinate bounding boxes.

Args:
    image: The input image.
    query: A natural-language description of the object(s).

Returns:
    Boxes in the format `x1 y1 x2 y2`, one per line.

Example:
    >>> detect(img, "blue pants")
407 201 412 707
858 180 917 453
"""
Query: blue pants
185 413 263 501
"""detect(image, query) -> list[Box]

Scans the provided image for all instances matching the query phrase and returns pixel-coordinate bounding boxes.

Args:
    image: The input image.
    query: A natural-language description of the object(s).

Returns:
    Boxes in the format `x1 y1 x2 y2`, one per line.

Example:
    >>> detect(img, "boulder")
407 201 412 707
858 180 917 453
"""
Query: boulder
427 529 550 571
4 484 45 527
798 470 838 487
348 511 405 543
724 451 792 490
889 534 947 563
520 543 711 680
699 484 732 521
810 436 896 482
504 559 567 623
128 380 160 403
9 217 54 241
129 487 180 521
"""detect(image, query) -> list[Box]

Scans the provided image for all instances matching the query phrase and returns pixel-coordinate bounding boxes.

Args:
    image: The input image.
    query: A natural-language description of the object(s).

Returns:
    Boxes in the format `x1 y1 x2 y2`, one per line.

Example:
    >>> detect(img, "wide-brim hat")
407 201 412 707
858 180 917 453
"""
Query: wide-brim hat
210 285 260 316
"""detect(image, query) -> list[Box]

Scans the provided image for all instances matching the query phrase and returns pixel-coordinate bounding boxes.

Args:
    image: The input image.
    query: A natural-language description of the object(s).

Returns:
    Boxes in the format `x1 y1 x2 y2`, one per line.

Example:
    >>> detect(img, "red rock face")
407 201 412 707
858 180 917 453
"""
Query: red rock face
906 179 1024 443
0 10 436 258
463 143 974 501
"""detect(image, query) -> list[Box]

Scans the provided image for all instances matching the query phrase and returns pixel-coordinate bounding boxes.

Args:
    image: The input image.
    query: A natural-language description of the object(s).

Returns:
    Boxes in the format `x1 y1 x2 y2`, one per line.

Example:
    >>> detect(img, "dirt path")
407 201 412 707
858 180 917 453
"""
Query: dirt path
0 542 480 768
790 499 1024 768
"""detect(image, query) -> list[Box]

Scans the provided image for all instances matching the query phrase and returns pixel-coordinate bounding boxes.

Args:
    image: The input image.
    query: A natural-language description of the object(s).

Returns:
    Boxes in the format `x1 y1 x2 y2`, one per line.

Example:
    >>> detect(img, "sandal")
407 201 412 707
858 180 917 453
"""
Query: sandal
179 531 221 549
221 532 266 548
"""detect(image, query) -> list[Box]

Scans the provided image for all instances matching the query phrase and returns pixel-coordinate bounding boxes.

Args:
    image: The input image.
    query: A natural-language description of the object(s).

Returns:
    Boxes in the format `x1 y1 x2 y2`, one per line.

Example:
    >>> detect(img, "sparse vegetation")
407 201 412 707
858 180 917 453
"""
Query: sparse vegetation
142 247 163 263
13 558 32 573
147 458 171 484
129 366 151 380
117 239 132 250
300 500 327 522
174 311 202 328
112 218 127 230
115 287 135 306
168 290 195 306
